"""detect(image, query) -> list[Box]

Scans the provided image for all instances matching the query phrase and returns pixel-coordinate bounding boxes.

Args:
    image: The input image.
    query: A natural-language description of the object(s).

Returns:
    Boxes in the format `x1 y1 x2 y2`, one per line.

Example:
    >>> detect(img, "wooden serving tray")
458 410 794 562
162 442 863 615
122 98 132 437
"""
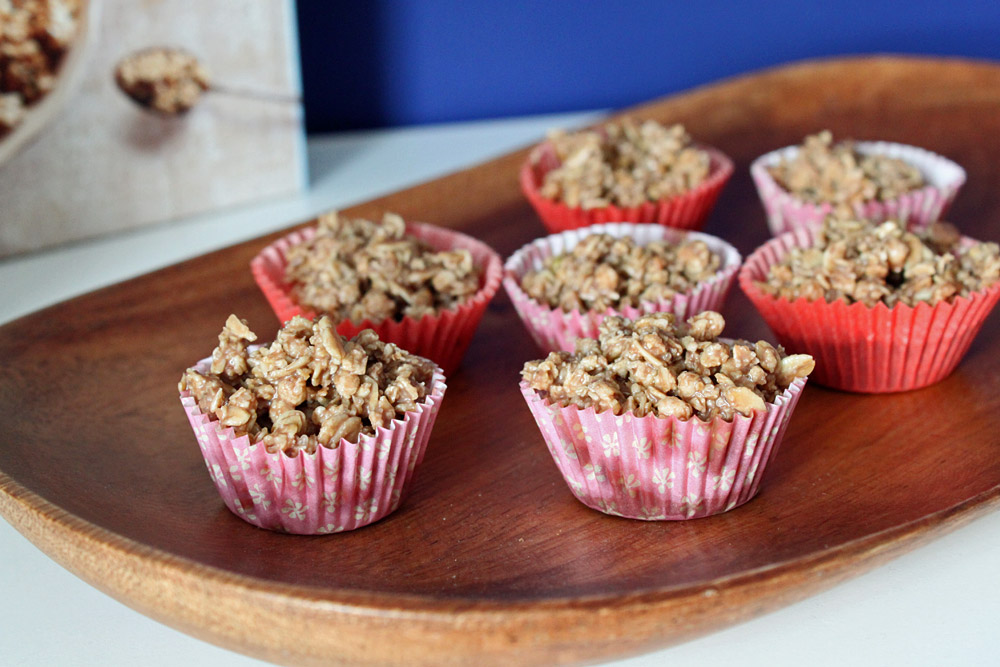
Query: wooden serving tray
3 57 1000 666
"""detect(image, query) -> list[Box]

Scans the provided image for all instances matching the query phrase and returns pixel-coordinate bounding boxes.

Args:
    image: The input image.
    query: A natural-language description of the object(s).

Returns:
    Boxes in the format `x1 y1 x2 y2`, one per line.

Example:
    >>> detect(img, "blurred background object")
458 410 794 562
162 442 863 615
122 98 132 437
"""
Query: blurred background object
0 0 95 167
0 0 304 258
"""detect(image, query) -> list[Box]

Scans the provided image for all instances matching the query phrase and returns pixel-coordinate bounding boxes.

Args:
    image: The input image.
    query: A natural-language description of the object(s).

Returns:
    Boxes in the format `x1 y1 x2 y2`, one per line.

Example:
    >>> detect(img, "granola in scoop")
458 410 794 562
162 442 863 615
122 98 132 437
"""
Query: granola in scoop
284 211 481 324
768 131 925 205
757 217 1000 307
115 48 210 115
536 118 711 209
180 315 435 455
522 311 813 421
520 232 721 312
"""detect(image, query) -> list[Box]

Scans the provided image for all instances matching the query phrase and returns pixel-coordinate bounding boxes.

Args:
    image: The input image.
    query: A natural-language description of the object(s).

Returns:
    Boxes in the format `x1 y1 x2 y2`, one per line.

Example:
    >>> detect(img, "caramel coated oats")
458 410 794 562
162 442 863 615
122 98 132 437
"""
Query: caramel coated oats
180 315 435 455
537 118 711 209
522 312 813 422
757 217 1000 308
520 233 721 312
285 211 480 324
768 131 925 206
0 0 80 134
114 48 210 115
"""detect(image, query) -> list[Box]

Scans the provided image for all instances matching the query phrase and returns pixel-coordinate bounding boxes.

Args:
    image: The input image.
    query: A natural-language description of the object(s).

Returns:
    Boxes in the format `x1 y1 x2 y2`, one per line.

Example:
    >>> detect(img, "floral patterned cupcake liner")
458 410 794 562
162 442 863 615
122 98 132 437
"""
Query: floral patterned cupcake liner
520 378 807 520
251 221 503 376
520 141 734 234
503 223 742 353
739 228 1000 393
180 355 447 534
751 140 966 236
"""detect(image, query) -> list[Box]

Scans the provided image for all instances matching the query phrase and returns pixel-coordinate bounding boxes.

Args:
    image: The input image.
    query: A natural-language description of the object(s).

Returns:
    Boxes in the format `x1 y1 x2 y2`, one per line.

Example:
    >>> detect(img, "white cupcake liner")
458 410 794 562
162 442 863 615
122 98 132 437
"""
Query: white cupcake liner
751 140 966 236
503 223 741 353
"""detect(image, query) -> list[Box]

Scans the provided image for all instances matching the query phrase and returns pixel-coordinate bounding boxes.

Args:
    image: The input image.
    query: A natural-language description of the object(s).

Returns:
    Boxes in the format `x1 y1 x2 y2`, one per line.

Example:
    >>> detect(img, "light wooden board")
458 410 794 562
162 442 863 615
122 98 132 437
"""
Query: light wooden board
0 0 305 256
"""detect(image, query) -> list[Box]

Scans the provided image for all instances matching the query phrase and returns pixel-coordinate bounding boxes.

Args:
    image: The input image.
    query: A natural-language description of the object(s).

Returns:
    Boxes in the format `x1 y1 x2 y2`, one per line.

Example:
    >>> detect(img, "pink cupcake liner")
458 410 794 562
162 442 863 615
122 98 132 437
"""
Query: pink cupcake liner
503 223 742 353
250 221 503 376
739 228 1000 392
520 141 734 234
751 140 966 236
180 355 447 534
520 378 807 520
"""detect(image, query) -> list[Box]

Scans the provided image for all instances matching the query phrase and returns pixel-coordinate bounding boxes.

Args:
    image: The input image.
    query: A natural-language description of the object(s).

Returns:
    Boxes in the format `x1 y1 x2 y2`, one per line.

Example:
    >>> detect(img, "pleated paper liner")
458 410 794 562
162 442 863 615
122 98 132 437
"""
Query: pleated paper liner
739 228 1000 393
520 141 734 234
750 140 966 236
520 378 807 520
503 223 741 353
251 221 503 376
180 355 447 535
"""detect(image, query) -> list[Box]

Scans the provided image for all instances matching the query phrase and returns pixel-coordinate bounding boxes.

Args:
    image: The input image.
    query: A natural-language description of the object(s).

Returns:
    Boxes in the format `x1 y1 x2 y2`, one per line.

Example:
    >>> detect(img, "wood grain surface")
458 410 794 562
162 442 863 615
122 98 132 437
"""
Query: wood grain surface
3 56 1000 666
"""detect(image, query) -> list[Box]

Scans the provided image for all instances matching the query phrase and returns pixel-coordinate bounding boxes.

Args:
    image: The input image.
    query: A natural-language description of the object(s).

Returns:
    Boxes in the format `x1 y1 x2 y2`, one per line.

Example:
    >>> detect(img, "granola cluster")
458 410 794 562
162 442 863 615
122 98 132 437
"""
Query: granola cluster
179 315 436 455
757 217 1000 307
285 211 481 324
114 48 210 115
537 119 711 209
520 232 721 312
0 0 81 134
768 131 925 205
522 312 813 421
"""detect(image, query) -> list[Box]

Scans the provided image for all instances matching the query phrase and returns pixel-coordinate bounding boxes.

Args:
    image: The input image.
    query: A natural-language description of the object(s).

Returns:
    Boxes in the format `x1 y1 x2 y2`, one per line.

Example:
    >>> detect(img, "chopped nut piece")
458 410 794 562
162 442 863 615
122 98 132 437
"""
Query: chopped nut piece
284 211 481 324
536 118 711 209
522 311 813 421
180 315 435 455
757 217 1000 307
114 48 210 115
778 355 816 385
724 386 766 415
768 131 925 205
520 233 722 312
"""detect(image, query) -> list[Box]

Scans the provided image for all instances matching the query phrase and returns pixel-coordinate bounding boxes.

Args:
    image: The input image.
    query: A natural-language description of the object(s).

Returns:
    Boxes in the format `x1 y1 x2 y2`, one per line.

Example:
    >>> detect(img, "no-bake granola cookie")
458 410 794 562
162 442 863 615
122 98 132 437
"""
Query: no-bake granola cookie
179 315 435 456
756 217 1000 308
284 211 481 324
536 118 711 209
521 311 814 422
768 131 925 206
519 232 722 313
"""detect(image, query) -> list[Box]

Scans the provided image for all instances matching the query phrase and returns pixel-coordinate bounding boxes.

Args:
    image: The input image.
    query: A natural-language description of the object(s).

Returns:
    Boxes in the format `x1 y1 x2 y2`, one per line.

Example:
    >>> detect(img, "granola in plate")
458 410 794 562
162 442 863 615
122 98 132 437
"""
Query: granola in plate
0 0 81 134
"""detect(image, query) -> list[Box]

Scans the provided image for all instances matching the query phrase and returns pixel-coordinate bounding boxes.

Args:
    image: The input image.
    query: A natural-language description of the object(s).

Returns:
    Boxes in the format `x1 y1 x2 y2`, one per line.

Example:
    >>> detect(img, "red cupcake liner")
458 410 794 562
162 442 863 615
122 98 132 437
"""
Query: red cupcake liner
751 140 966 236
180 354 447 535
520 378 807 520
503 223 741 353
739 228 1000 392
520 141 734 234
250 221 503 376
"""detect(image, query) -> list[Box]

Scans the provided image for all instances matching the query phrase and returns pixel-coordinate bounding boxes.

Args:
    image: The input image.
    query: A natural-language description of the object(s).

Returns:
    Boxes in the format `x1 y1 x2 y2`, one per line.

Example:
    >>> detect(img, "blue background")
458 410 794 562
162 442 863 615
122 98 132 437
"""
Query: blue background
296 1 1000 133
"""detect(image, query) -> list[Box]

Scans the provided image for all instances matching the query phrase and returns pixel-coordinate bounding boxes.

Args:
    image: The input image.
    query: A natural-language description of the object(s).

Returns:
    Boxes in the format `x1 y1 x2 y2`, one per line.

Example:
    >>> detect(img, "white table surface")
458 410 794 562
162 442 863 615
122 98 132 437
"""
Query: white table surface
2 111 999 667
